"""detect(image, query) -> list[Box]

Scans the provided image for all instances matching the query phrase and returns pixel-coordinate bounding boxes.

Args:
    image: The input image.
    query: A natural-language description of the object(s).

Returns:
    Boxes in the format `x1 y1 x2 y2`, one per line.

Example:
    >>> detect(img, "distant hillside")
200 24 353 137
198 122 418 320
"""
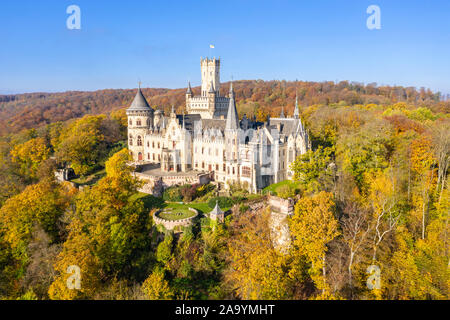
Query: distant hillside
0 80 448 136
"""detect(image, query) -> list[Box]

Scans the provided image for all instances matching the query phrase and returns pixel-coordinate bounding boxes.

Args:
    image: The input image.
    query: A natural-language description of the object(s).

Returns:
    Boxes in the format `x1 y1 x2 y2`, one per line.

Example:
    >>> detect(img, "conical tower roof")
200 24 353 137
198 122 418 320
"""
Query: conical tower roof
225 81 239 130
186 81 192 94
127 86 152 112
210 200 224 216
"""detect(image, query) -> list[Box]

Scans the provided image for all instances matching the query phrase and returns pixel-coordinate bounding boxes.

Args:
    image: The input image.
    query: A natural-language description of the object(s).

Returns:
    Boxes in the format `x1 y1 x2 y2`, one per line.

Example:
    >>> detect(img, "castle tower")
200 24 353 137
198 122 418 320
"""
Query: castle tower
186 81 193 100
225 81 240 185
201 57 220 96
126 85 154 162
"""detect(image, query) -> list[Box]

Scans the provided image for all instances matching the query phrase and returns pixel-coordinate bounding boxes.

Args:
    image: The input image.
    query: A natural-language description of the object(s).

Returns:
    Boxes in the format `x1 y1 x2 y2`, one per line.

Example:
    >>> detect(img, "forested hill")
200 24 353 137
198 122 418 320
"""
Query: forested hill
1 80 449 136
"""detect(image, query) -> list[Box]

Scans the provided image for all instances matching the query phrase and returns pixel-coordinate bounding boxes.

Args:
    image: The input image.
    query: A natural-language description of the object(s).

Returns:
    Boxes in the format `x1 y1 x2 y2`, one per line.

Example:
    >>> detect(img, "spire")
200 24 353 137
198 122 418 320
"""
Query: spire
186 81 192 95
293 91 299 119
225 80 239 130
280 106 285 118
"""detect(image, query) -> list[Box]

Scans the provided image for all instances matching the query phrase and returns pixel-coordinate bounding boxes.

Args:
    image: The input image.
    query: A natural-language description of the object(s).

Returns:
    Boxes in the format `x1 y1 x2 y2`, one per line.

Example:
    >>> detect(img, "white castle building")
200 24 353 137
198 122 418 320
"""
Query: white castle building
127 58 309 194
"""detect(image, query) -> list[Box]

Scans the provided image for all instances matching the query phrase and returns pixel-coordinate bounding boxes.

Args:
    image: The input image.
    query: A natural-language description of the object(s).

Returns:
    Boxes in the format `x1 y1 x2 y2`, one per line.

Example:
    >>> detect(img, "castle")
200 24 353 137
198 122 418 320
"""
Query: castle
126 58 309 194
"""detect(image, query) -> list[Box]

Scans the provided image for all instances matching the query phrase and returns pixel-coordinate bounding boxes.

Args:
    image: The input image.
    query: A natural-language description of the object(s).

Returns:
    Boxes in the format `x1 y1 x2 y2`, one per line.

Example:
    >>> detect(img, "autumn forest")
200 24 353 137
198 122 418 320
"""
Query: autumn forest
0 80 448 300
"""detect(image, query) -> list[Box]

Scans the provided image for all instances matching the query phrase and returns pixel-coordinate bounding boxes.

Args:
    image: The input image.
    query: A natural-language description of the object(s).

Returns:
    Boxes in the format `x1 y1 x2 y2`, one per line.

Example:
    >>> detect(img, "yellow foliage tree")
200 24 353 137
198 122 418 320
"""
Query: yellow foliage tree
142 272 173 300
226 211 293 299
10 137 50 179
289 191 340 295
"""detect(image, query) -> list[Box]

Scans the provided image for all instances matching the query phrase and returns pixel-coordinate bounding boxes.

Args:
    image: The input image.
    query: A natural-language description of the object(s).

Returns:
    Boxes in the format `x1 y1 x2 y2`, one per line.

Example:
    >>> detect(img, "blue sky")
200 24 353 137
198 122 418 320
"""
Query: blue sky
1 0 449 94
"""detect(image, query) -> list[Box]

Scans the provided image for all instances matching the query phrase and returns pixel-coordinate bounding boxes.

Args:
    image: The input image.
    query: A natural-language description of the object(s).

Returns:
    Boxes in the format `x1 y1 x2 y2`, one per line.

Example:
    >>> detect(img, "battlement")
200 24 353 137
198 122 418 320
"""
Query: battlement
200 57 220 66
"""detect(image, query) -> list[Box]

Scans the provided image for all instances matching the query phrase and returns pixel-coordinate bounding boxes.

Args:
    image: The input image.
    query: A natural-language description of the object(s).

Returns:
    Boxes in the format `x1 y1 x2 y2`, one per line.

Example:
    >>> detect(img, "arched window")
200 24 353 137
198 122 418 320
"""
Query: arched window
137 119 142 126
137 136 142 146
129 138 133 146
129 120 133 126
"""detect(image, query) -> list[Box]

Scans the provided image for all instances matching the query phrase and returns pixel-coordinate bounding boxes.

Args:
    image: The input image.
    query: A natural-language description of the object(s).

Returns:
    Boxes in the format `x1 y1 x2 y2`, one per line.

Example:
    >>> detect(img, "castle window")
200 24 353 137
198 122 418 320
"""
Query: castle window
137 119 142 126
152 142 155 148
129 138 133 146
158 154 161 161
216 164 219 171
158 142 160 148
147 142 149 147
153 154 155 161
148 153 150 160
137 136 142 146
223 164 226 172
242 167 251 178
232 167 235 175
202 162 205 169
129 120 133 126
202 147 204 154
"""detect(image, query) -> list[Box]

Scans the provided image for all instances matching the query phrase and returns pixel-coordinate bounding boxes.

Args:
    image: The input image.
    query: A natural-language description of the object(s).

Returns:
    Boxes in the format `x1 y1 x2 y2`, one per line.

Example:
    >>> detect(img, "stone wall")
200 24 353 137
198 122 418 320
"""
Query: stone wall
153 208 198 232
135 172 211 196
268 195 295 215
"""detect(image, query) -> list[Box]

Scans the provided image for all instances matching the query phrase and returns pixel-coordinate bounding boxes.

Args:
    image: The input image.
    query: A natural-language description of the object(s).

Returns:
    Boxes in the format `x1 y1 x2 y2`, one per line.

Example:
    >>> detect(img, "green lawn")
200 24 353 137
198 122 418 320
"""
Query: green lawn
263 180 300 195
130 193 230 215
158 209 196 220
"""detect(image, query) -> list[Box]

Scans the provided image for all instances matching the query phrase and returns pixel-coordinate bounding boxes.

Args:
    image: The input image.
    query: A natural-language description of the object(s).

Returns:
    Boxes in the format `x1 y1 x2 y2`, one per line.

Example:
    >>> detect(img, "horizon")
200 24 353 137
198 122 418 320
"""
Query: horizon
1 0 450 96
0 77 445 97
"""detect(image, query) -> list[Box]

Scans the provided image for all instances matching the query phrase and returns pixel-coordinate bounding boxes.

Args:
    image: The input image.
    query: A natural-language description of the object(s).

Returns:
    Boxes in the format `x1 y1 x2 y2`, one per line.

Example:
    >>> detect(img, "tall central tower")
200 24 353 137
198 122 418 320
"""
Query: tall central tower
186 57 228 119
200 57 220 96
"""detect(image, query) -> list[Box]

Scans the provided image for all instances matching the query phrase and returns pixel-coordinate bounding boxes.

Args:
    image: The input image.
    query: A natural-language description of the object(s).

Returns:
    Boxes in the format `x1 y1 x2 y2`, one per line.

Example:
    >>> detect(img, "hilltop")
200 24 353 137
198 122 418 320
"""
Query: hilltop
1 80 448 136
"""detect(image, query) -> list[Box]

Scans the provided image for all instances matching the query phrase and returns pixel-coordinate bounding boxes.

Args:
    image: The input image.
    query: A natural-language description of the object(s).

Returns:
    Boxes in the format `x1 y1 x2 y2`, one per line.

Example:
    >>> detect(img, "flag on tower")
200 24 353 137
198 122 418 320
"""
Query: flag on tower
210 44 215 49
